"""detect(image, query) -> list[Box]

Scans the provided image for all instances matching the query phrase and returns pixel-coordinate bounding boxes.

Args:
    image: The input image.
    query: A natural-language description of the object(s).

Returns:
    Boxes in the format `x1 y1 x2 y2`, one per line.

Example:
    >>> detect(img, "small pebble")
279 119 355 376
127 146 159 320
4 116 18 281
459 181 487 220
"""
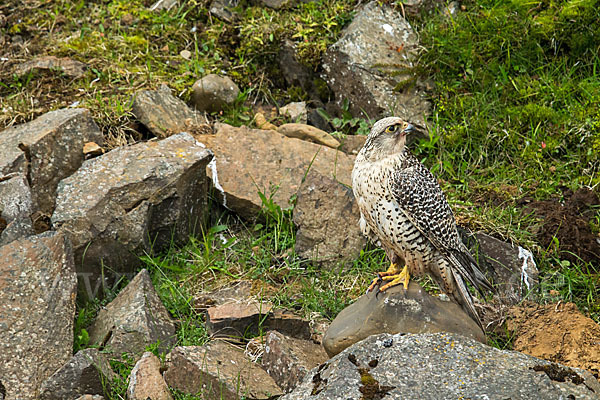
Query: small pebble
383 338 393 348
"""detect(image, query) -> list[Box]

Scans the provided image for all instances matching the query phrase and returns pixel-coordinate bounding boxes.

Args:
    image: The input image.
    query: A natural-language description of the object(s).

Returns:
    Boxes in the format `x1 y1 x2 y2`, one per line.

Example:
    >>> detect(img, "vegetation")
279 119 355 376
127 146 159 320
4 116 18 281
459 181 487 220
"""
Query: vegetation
2 0 599 398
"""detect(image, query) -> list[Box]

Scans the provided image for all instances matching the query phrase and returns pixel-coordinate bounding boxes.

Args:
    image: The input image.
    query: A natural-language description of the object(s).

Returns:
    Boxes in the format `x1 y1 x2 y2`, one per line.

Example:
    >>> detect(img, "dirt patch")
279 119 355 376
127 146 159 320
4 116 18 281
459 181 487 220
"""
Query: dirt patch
507 302 600 378
518 187 600 267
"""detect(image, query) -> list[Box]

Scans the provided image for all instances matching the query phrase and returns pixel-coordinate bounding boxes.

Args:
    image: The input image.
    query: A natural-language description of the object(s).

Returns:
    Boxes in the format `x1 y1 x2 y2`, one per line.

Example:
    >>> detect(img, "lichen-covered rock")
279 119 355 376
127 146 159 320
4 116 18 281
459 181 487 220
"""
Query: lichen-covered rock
293 172 365 267
0 232 77 400
0 173 34 245
127 352 173 400
0 108 103 217
131 85 206 139
283 332 600 400
51 132 212 298
39 348 115 400
196 124 355 219
88 269 177 359
164 342 283 399
322 2 430 125
322 281 485 357
262 331 329 393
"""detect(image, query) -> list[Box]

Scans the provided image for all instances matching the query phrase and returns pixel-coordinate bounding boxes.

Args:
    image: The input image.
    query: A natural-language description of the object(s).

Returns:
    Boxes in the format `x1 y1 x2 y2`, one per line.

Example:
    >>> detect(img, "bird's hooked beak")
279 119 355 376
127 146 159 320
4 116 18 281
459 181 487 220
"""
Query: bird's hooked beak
401 124 415 135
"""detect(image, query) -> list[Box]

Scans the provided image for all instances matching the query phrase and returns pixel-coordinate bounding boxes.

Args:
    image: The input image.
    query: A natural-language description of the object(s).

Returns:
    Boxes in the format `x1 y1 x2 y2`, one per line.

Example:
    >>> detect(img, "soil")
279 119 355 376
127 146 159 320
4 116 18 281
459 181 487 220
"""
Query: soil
507 302 600 379
518 188 600 267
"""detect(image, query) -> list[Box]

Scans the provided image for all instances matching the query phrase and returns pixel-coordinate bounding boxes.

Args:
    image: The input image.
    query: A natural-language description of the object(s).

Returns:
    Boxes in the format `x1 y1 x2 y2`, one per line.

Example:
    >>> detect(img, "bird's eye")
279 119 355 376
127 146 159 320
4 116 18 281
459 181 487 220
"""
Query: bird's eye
385 125 397 133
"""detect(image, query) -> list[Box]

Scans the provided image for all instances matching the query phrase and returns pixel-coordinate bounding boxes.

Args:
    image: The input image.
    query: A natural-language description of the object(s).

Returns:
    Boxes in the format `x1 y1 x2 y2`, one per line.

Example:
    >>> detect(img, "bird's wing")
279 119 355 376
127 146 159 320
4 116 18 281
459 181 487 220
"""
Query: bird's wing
389 155 492 294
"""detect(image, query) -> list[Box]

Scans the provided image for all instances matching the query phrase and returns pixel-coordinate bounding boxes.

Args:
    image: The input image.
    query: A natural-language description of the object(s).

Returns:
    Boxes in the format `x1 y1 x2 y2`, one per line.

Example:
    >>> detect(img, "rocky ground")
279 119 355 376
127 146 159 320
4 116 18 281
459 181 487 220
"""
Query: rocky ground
1 0 600 399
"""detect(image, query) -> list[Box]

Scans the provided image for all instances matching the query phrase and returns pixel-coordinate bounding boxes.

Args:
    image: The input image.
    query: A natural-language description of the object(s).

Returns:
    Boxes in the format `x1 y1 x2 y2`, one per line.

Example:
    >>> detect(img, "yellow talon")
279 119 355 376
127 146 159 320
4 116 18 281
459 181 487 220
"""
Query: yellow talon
367 263 409 293
379 265 410 292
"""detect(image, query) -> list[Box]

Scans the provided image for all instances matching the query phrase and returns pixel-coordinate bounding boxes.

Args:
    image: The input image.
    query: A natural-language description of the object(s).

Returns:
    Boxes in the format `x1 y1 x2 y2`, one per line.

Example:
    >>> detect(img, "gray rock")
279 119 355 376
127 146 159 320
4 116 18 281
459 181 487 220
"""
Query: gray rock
149 0 178 11
280 102 307 124
0 173 34 245
131 85 207 139
164 342 283 399
262 331 329 393
52 132 213 298
191 74 240 113
322 2 431 125
322 282 485 357
88 269 177 359
0 108 104 217
0 232 77 400
196 124 355 219
209 0 238 22
283 332 600 400
470 232 539 304
39 348 115 400
74 396 105 400
293 172 366 267
127 352 173 400
278 40 315 97
14 56 88 78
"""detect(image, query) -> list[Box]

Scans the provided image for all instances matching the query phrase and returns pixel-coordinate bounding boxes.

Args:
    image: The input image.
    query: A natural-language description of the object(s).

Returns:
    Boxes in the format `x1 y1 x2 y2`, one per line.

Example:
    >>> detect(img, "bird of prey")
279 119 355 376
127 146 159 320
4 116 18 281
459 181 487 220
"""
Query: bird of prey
352 116 492 328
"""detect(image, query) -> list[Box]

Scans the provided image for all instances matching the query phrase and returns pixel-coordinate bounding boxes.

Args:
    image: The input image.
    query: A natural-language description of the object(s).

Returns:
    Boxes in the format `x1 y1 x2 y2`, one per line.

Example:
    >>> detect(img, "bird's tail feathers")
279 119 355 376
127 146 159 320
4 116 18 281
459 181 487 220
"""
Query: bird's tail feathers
449 267 484 331
450 249 494 295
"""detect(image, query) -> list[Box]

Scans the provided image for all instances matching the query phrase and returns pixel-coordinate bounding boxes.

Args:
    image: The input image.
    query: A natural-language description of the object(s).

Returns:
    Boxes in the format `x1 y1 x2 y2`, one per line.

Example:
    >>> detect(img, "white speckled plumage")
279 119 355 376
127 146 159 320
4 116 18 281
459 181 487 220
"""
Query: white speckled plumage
352 117 492 328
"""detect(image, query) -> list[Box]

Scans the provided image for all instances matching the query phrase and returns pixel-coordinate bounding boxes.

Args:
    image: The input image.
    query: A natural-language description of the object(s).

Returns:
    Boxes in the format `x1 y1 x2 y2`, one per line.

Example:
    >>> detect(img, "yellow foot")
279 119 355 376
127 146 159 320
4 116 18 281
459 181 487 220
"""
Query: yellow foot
379 265 410 292
367 263 405 293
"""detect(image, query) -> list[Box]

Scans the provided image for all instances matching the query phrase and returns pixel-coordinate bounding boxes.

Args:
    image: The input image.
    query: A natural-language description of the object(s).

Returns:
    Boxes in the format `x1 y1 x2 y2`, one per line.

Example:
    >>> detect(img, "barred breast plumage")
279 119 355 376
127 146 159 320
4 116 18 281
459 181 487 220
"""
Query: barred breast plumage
352 116 493 329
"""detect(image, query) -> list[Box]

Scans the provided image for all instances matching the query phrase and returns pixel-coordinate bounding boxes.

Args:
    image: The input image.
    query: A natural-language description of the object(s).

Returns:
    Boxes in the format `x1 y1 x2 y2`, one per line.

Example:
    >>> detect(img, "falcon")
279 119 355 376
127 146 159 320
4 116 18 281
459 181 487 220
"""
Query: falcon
352 116 493 328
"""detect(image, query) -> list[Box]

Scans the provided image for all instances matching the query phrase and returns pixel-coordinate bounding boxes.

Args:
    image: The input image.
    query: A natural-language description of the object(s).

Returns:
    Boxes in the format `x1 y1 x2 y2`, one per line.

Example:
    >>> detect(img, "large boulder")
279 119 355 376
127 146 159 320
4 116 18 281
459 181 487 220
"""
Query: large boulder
293 171 366 267
196 124 355 219
164 342 283 399
322 2 430 125
283 332 600 400
322 282 485 357
0 108 103 217
0 173 34 245
88 269 177 359
51 132 213 297
0 232 77 400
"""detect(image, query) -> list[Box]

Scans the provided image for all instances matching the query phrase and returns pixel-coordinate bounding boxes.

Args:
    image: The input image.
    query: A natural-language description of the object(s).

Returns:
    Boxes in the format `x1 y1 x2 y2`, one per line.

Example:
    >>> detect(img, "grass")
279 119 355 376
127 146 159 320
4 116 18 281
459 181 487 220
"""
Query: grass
3 0 600 397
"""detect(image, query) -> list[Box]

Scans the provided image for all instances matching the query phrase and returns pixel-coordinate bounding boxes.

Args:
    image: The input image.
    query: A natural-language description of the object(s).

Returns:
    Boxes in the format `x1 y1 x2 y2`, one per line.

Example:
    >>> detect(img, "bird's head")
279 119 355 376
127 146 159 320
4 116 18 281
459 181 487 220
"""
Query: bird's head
358 117 415 162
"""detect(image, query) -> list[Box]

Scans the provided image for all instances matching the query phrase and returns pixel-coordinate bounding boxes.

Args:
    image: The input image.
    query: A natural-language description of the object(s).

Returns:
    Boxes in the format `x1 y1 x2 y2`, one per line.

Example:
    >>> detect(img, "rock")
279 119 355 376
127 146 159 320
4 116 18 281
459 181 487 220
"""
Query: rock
469 232 539 304
88 269 177 359
0 173 34 245
508 302 600 378
266 309 312 340
322 281 485 357
338 134 366 155
206 300 273 339
277 123 340 149
0 232 77 400
280 102 307 124
283 332 600 400
293 172 366 266
210 0 237 22
127 352 173 400
322 2 431 125
14 56 87 78
131 85 206 139
39 349 115 400
75 396 104 400
164 342 283 399
0 108 104 217
149 0 178 11
278 40 316 98
262 331 329 393
254 112 277 130
51 132 212 298
196 124 355 219
194 280 253 309
191 74 240 113
82 141 103 158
